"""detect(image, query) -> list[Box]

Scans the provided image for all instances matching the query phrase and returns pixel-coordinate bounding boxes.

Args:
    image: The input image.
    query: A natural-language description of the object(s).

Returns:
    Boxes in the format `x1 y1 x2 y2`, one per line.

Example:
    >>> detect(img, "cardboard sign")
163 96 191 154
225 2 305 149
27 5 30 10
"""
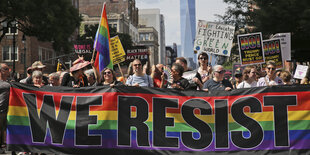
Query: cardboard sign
194 20 235 56
262 39 283 69
294 65 309 79
238 32 265 65
110 36 126 64
271 33 291 61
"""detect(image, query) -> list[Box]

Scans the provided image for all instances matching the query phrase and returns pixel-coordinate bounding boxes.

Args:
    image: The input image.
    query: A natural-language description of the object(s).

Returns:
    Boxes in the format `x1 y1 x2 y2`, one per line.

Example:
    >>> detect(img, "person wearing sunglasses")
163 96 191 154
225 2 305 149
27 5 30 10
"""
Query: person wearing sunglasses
126 59 153 87
203 65 233 91
0 63 10 154
257 61 283 87
98 68 123 87
237 65 258 89
167 63 190 90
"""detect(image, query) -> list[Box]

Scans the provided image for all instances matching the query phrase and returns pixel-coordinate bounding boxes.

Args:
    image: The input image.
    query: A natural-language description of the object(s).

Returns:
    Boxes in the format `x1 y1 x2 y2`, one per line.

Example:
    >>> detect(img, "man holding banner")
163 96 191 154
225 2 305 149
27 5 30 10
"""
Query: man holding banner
257 61 283 86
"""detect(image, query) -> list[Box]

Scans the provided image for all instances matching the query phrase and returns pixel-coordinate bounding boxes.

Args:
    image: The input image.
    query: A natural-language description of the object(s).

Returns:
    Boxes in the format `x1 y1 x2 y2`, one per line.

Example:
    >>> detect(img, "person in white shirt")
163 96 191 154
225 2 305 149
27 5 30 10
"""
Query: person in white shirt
237 65 258 89
257 61 283 87
126 59 153 87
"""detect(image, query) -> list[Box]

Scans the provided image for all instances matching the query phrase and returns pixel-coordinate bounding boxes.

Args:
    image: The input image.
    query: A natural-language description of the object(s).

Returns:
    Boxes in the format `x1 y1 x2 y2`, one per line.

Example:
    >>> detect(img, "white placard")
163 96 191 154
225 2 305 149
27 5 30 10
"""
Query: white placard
294 65 308 79
271 33 291 61
194 20 235 57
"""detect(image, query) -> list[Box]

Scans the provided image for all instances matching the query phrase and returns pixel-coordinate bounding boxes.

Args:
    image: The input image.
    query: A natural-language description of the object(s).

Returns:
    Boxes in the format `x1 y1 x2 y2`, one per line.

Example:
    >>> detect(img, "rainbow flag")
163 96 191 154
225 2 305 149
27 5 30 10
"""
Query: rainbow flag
94 3 113 72
7 83 310 154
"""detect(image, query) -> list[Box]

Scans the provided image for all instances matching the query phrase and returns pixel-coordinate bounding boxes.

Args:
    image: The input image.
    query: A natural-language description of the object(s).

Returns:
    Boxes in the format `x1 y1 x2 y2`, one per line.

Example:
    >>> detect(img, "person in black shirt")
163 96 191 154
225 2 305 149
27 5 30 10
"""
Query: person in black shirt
167 63 190 90
61 60 90 87
203 65 233 91
26 61 49 85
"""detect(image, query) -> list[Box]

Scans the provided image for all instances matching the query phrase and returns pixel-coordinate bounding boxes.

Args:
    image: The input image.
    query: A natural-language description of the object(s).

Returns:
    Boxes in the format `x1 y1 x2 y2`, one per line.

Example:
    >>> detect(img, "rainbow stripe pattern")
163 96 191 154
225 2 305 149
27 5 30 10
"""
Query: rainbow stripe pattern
6 83 310 154
94 3 113 72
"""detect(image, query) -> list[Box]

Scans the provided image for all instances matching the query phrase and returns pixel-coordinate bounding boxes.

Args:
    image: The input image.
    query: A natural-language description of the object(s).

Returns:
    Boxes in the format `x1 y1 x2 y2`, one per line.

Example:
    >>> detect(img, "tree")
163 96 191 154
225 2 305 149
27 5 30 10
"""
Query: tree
252 0 310 50
0 0 81 52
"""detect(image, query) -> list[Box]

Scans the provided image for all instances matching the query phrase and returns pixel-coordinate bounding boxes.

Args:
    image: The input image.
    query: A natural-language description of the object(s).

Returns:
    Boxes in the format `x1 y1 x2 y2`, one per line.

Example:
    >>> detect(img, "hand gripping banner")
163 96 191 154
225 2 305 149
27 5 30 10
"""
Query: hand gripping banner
7 82 310 154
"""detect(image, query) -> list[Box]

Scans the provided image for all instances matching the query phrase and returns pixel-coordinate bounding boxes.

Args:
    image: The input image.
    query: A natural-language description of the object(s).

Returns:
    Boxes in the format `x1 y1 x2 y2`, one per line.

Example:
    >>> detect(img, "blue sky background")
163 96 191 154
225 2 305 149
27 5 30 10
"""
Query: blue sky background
136 0 229 46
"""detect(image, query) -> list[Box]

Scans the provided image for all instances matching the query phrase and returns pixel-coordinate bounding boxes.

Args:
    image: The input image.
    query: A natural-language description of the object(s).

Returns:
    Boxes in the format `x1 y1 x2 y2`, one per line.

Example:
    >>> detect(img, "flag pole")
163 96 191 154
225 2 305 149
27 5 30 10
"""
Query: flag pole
91 2 106 61
117 63 126 83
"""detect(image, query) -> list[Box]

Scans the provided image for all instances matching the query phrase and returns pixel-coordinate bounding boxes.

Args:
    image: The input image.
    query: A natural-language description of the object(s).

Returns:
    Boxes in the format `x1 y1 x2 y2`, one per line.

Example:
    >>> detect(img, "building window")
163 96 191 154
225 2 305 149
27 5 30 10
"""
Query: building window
145 34 149 41
4 22 18 35
139 34 145 41
2 46 18 61
38 47 55 65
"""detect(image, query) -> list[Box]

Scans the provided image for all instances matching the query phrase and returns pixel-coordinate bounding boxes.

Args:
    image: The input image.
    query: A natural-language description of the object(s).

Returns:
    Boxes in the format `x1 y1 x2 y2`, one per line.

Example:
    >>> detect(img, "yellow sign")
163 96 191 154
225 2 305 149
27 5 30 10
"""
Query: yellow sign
110 35 126 64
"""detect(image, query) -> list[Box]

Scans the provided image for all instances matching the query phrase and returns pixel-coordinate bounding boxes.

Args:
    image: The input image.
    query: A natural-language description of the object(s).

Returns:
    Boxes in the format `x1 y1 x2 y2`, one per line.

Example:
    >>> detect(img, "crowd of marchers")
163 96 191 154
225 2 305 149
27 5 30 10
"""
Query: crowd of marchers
0 52 310 154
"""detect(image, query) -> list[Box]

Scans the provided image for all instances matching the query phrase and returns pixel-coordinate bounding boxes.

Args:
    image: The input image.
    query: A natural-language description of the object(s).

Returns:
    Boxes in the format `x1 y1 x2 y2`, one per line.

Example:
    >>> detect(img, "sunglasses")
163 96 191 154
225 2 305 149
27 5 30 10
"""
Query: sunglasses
215 70 226 74
133 64 142 67
104 71 112 75
267 67 275 71
199 57 208 60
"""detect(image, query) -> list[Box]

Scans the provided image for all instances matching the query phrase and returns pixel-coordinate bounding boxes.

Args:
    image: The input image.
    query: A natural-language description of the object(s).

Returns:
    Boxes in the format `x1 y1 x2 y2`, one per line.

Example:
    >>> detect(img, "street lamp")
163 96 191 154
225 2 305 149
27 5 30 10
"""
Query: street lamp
10 21 17 80
22 34 26 77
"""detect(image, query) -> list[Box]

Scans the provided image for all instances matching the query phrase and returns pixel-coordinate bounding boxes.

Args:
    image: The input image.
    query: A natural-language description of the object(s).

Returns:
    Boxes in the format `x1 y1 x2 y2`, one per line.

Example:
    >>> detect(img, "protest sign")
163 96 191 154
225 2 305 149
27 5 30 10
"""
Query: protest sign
293 65 309 79
74 43 92 54
7 82 310 154
262 39 283 69
238 32 265 65
126 47 149 61
271 33 291 61
194 20 235 56
110 35 126 64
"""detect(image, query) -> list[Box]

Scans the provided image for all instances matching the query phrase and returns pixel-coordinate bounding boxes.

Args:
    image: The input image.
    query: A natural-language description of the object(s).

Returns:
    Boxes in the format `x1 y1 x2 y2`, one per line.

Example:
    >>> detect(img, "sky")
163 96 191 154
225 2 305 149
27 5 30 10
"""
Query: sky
136 0 229 46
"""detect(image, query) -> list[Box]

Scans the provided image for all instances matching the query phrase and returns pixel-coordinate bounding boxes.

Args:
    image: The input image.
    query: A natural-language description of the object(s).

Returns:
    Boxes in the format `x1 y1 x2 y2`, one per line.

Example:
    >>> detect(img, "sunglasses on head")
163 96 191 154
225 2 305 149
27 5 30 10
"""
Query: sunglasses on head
267 67 275 71
216 70 226 74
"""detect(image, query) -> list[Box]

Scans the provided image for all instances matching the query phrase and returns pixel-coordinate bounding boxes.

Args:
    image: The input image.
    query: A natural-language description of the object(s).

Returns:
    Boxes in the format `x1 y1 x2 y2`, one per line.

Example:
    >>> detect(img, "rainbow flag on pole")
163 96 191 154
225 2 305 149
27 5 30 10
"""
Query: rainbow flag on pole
94 3 113 72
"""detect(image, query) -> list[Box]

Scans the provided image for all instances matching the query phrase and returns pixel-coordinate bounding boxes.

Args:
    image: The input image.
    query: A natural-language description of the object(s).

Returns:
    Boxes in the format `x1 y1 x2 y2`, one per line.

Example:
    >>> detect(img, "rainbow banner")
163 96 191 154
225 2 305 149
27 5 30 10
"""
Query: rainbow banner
94 3 113 72
7 82 310 154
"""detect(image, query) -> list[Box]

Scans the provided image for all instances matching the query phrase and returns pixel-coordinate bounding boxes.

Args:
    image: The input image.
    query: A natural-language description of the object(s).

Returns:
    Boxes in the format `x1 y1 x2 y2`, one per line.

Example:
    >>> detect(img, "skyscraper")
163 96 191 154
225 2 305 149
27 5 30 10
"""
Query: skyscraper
180 0 196 68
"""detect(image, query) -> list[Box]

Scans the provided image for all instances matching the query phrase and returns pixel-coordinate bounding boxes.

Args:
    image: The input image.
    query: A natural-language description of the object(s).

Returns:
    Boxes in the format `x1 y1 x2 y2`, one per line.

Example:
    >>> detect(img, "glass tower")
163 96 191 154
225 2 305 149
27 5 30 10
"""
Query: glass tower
180 0 196 67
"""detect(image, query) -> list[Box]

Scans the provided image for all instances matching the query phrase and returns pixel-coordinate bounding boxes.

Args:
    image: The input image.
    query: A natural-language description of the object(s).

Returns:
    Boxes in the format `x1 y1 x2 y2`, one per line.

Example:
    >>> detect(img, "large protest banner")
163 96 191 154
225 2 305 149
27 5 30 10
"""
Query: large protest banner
7 82 310 154
194 20 235 56
262 39 283 69
238 32 265 65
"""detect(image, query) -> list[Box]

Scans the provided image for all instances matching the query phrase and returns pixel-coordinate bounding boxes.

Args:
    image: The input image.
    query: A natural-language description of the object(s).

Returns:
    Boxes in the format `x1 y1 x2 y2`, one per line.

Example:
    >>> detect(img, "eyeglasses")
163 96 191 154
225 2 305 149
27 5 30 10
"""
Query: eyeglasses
104 71 112 75
267 67 275 71
133 64 142 67
199 57 208 60
215 70 226 74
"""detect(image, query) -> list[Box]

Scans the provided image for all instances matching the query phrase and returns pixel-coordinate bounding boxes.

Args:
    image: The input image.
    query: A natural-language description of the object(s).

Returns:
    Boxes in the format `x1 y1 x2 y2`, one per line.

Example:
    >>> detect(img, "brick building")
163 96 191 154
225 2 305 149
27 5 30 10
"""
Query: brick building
79 0 139 44
0 25 56 79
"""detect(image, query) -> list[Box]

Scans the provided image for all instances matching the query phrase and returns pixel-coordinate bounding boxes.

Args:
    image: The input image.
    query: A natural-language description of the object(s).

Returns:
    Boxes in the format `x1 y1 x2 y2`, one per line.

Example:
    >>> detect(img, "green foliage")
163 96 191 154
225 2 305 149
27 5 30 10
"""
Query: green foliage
0 0 81 53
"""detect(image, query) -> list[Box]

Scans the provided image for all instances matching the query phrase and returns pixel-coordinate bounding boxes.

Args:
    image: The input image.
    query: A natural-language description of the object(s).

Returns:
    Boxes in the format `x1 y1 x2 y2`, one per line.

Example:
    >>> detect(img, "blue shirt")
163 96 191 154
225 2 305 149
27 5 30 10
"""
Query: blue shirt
126 74 154 87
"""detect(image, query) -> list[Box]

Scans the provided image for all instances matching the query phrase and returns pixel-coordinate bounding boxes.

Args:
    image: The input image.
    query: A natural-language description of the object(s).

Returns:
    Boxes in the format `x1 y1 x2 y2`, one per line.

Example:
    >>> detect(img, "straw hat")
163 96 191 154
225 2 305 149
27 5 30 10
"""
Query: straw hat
70 60 90 72
31 61 46 69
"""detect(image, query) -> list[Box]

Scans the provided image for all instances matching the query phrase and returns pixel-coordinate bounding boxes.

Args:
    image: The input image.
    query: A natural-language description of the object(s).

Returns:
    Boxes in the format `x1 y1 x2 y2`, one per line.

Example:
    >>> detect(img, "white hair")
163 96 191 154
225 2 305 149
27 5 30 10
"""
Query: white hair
213 65 223 72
